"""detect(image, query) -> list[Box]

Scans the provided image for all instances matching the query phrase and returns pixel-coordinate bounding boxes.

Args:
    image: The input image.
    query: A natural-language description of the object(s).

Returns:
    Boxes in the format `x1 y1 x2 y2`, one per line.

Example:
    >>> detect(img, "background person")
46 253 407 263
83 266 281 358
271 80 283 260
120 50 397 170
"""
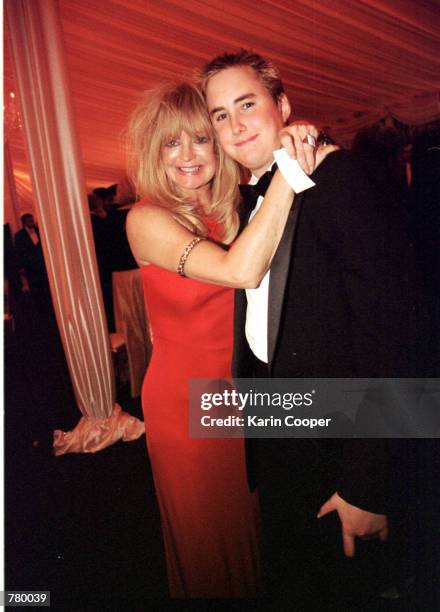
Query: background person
14 213 51 319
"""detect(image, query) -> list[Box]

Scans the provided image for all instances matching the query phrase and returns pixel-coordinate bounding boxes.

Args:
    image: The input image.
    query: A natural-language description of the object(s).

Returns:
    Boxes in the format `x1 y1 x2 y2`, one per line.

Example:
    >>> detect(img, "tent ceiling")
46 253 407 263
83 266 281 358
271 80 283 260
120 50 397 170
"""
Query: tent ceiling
4 0 440 204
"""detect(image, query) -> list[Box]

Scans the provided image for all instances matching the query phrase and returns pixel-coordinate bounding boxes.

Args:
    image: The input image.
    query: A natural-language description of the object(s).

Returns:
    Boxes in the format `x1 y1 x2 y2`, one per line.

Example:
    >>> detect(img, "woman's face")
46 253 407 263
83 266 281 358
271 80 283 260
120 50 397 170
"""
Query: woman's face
161 130 217 197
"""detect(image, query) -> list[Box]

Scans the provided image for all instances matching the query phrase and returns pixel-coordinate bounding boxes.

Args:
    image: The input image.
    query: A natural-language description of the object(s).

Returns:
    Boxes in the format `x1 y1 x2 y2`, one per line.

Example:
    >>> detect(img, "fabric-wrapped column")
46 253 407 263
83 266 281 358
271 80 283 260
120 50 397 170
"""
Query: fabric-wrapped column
5 0 144 453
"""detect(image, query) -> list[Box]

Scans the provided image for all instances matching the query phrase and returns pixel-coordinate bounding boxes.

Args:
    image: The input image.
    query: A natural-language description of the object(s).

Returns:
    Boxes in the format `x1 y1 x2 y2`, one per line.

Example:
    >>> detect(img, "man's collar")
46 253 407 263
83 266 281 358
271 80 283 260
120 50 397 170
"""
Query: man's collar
249 160 276 185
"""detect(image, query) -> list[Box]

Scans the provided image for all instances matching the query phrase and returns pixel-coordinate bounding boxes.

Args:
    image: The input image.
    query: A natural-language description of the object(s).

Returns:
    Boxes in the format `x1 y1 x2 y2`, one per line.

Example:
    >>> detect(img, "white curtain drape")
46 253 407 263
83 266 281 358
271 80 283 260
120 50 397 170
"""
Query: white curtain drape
331 92 440 145
113 269 152 398
4 142 21 236
5 0 144 454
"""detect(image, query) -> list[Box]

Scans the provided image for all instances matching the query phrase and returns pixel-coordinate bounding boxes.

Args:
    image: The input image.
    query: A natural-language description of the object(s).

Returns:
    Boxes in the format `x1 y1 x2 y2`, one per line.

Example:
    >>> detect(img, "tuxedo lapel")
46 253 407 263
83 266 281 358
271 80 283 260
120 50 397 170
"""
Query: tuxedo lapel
267 194 303 368
238 184 258 226
232 185 259 378
235 183 303 371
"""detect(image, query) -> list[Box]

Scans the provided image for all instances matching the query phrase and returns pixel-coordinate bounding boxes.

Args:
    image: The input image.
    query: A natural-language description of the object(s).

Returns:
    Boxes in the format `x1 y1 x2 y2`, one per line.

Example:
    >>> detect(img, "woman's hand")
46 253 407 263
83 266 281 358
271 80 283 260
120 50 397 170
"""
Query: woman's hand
279 121 319 175
279 121 339 175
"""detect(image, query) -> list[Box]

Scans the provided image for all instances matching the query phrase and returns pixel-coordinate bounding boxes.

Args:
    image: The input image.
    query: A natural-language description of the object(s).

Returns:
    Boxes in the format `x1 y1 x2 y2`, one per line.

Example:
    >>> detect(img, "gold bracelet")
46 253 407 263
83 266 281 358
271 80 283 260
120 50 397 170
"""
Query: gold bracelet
177 237 204 277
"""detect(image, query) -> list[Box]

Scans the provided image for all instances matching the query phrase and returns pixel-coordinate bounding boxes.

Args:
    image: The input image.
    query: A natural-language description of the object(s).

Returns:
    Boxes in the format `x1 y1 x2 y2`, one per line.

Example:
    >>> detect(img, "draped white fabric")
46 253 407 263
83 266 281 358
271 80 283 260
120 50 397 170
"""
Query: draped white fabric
5 0 144 453
113 269 152 399
4 143 21 236
4 0 439 216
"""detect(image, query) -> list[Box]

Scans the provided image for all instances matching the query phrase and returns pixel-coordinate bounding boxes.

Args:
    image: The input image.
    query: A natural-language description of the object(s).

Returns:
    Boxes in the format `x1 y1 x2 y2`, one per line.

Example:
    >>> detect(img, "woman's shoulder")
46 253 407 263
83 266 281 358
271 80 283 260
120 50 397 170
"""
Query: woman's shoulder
127 200 174 226
126 200 181 267
129 199 168 215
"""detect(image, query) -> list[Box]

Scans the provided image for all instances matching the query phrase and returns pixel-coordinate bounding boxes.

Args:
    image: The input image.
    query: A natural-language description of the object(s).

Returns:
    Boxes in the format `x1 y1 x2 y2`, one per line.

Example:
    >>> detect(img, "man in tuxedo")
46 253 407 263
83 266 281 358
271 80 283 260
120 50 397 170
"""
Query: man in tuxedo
200 50 416 605
14 213 48 295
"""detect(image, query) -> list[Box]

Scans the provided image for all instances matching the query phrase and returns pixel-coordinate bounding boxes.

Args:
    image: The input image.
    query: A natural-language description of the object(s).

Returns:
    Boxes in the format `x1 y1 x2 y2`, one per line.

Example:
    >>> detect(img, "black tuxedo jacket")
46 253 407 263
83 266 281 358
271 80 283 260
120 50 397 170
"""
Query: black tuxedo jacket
233 150 417 512
14 226 47 289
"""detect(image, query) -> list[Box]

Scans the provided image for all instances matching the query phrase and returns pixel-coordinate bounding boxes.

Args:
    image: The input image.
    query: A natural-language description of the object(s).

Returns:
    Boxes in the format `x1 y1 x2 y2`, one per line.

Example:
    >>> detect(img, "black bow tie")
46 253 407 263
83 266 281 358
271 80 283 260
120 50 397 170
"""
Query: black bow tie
240 163 278 205
252 163 278 197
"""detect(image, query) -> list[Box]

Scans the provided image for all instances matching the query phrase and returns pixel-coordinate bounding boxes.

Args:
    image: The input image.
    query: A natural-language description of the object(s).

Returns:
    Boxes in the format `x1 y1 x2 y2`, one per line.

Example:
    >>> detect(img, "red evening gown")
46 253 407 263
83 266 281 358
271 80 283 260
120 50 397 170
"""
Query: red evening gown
140 222 260 598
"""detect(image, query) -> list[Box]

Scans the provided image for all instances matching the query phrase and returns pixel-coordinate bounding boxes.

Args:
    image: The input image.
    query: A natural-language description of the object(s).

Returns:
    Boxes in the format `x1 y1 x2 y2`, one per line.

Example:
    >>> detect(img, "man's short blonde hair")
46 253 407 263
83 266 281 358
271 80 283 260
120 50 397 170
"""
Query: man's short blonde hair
199 49 285 103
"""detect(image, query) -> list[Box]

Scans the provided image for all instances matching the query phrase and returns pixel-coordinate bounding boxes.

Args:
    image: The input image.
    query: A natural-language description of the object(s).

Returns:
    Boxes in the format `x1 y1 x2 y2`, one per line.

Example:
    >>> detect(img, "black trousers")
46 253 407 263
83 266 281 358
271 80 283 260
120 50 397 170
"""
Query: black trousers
248 353 392 609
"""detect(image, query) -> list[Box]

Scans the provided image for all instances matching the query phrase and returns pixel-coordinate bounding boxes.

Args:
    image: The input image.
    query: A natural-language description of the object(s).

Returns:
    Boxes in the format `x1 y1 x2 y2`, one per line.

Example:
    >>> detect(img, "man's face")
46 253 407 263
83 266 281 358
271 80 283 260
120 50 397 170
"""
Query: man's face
205 66 290 177
23 215 35 229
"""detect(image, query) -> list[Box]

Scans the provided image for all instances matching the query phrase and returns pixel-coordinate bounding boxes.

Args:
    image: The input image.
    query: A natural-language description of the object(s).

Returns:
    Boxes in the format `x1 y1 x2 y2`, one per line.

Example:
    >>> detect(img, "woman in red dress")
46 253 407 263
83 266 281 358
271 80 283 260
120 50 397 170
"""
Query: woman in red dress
126 82 324 598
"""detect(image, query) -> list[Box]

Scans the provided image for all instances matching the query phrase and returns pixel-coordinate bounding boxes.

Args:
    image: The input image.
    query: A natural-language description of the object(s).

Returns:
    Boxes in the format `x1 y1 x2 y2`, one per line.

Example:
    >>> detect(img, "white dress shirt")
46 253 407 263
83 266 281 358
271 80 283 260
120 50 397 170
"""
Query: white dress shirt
245 166 275 363
26 226 40 246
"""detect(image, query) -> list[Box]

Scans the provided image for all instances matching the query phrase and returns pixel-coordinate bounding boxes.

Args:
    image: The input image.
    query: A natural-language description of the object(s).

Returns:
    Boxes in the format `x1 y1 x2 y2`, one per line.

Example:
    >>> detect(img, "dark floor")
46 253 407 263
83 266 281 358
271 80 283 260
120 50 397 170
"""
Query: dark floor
5 294 168 609
4 294 439 611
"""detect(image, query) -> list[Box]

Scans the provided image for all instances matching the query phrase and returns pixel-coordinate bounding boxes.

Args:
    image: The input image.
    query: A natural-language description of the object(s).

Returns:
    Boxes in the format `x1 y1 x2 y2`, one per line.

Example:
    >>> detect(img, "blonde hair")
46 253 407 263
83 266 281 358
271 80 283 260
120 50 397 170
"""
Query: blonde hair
199 49 285 103
126 82 240 244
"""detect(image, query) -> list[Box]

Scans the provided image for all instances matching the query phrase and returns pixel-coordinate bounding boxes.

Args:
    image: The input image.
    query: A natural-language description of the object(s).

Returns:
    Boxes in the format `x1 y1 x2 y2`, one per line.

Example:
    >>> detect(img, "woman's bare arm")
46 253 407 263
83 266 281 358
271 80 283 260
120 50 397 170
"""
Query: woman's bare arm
127 169 293 288
127 145 337 289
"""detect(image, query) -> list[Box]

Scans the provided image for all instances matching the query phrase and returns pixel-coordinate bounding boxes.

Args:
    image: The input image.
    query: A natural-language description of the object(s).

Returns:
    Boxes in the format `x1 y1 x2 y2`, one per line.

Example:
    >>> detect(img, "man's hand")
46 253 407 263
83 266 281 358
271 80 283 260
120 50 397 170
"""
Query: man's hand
279 121 319 175
20 273 30 293
317 492 388 558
